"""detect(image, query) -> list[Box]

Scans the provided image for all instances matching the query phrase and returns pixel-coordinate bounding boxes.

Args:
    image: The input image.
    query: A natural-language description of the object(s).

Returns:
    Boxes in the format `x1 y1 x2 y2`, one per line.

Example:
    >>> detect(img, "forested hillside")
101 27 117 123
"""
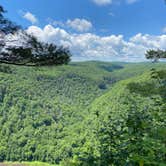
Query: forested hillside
0 62 165 166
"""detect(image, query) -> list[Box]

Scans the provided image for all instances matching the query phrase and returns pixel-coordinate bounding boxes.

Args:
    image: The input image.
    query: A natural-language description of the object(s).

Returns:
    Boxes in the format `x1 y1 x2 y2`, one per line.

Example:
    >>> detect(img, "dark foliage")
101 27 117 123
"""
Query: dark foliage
0 6 71 66
1 35 71 66
0 5 20 34
0 65 12 74
98 82 107 90
145 49 166 62
100 64 124 72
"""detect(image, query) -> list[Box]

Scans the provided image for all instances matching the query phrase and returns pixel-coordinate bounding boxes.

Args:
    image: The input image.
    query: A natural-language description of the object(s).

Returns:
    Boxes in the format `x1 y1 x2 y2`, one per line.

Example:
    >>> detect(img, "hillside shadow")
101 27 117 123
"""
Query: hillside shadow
127 69 166 101
126 82 157 97
100 64 124 72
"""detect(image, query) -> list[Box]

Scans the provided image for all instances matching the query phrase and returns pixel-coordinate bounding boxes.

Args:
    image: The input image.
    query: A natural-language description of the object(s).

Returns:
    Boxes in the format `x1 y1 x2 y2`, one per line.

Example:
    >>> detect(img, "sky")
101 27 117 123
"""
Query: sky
1 0 166 61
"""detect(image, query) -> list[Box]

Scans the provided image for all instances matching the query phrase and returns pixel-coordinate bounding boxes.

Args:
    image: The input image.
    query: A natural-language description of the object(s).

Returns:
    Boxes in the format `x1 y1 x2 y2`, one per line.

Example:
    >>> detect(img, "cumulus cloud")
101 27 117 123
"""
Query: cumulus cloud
47 18 65 27
27 25 71 47
47 18 92 32
23 12 38 24
67 19 92 32
4 30 30 48
91 0 138 6
162 26 166 33
26 24 166 62
108 12 114 16
92 0 112 6
126 0 139 4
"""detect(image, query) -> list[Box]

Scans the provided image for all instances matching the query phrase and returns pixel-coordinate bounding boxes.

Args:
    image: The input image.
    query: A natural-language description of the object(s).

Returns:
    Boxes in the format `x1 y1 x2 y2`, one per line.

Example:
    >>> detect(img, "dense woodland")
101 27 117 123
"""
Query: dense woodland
0 61 165 166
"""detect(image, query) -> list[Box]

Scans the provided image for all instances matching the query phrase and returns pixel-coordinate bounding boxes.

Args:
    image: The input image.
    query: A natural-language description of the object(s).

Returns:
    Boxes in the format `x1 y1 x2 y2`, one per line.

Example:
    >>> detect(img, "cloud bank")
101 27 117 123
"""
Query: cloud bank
26 24 166 62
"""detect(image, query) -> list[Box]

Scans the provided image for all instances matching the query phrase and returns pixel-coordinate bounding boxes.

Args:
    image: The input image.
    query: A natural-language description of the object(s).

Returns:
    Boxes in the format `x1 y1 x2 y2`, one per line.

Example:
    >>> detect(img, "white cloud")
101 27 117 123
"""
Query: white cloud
27 25 71 47
4 30 30 48
92 0 112 6
91 0 138 6
47 18 92 32
108 12 114 16
47 18 65 27
26 25 166 62
23 12 38 24
126 0 139 4
67 19 92 32
162 26 166 33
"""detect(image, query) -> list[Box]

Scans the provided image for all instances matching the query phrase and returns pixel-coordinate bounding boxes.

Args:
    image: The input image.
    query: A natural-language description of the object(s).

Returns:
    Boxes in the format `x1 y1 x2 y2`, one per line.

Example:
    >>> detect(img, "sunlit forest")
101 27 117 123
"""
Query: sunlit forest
0 1 166 166
0 62 165 166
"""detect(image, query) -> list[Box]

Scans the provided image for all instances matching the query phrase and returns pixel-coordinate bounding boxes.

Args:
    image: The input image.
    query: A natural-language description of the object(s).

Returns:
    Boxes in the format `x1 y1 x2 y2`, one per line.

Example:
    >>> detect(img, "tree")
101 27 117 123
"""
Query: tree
0 5 20 34
145 49 166 62
0 5 71 66
145 49 166 165
1 34 71 66
28 36 71 66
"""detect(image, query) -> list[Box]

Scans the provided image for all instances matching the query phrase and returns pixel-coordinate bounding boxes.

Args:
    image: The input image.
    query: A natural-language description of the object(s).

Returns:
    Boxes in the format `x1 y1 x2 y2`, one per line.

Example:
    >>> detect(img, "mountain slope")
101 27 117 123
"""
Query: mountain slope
83 70 166 165
0 62 165 165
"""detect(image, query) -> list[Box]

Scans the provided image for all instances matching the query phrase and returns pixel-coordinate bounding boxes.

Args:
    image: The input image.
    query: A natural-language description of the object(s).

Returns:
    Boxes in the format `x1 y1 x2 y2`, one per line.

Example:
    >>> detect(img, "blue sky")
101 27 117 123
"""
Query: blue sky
1 0 166 61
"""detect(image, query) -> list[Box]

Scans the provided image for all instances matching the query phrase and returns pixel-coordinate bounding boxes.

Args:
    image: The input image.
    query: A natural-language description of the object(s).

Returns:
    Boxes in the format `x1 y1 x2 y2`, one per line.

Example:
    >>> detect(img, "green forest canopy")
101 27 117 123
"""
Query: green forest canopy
0 61 165 166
